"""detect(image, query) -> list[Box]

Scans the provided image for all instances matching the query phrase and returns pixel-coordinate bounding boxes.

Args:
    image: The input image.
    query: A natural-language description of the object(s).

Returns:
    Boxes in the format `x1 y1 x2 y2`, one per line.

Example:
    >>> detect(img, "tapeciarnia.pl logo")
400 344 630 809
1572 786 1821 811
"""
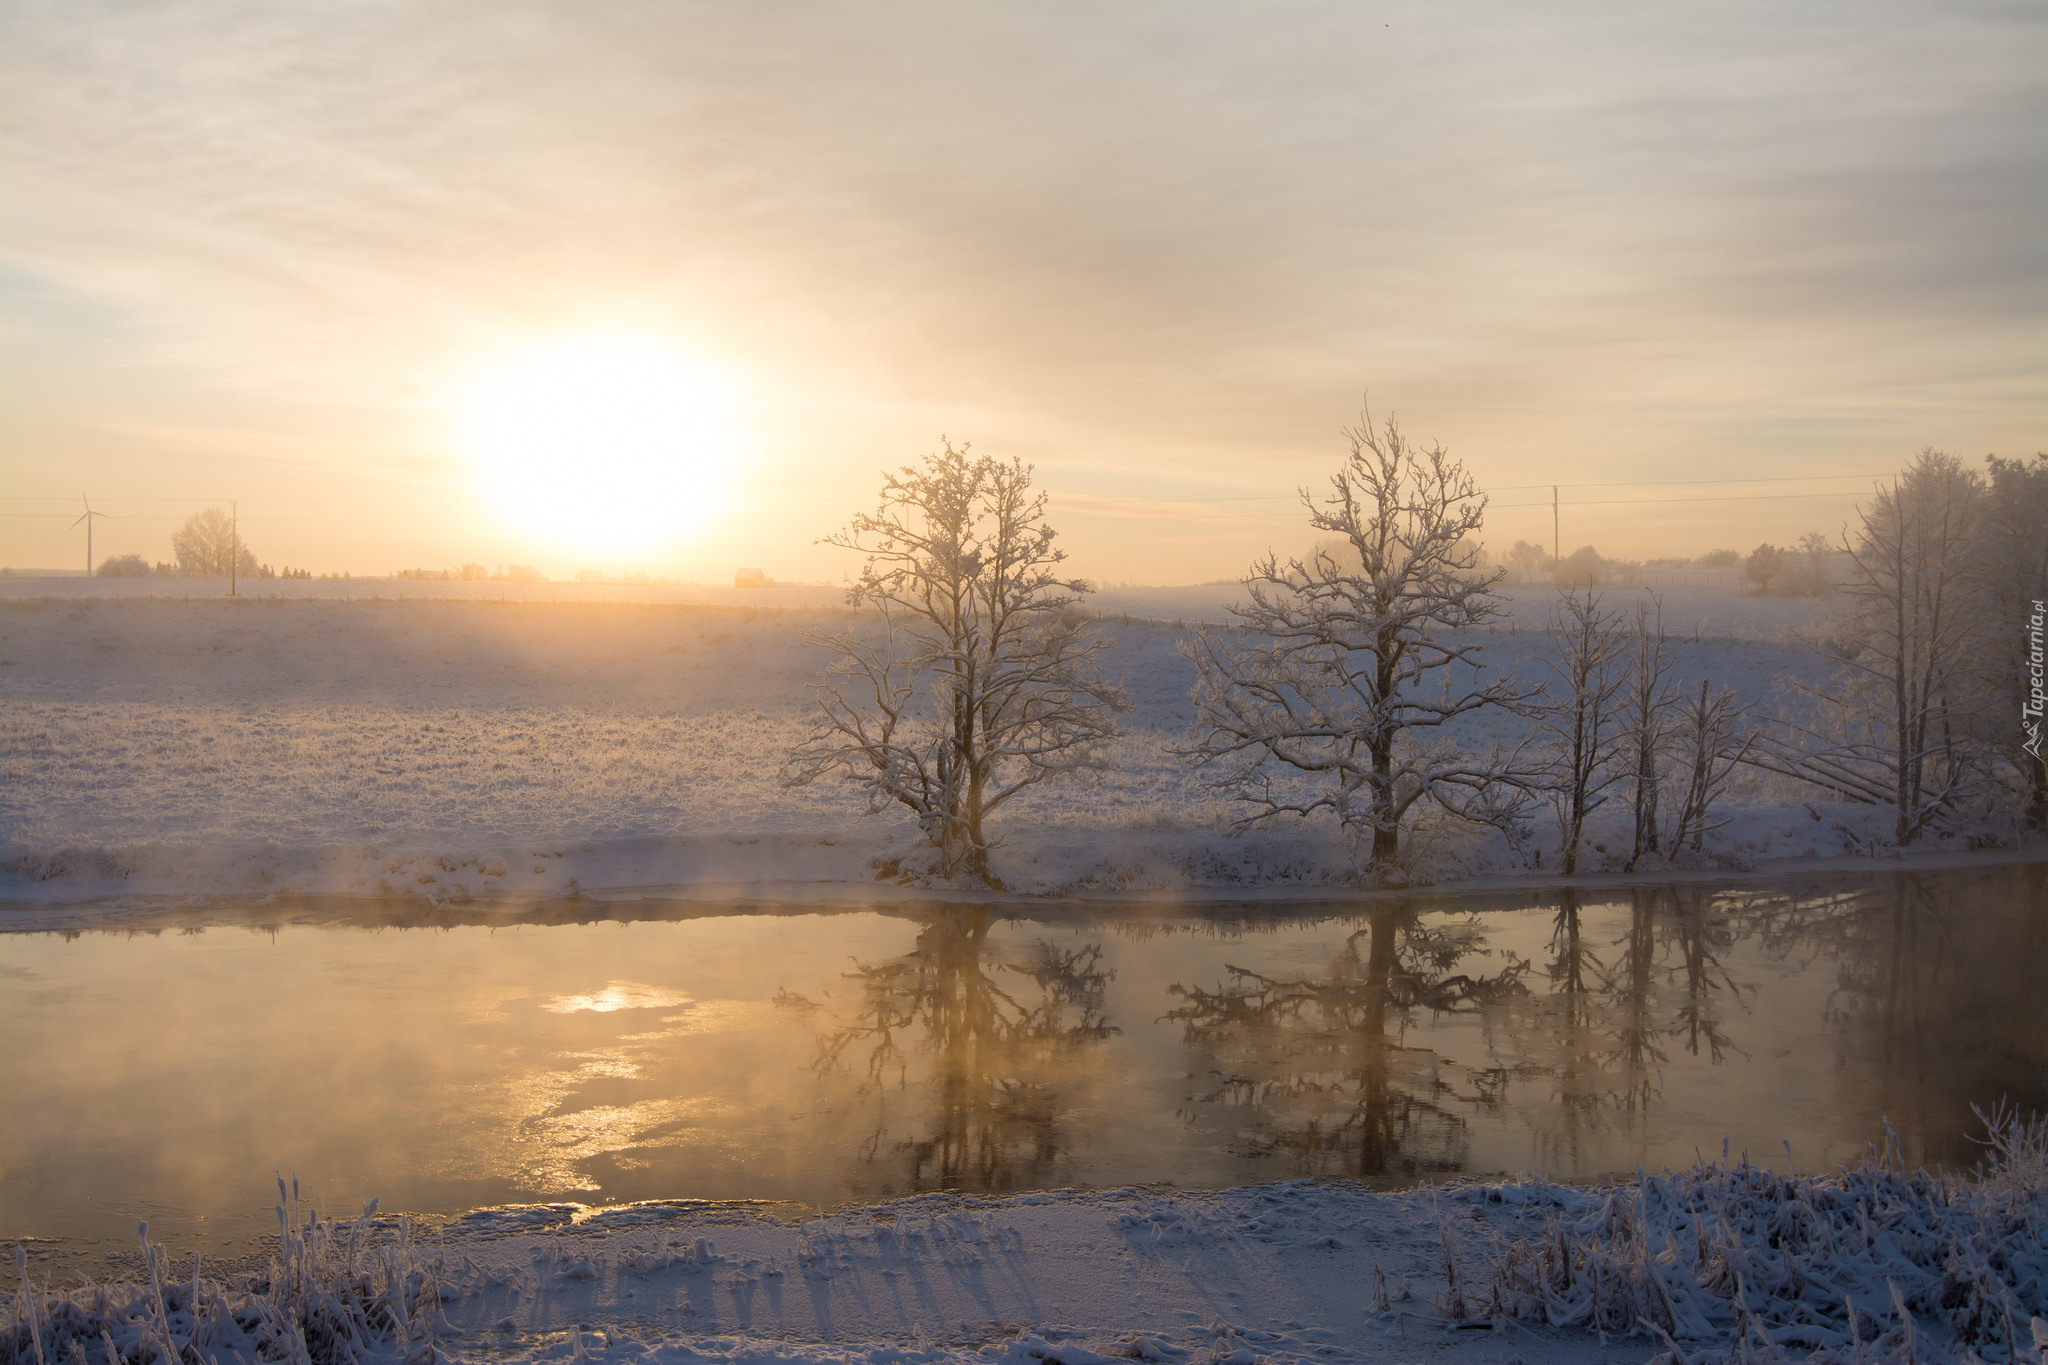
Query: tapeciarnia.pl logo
2026 598 2046 761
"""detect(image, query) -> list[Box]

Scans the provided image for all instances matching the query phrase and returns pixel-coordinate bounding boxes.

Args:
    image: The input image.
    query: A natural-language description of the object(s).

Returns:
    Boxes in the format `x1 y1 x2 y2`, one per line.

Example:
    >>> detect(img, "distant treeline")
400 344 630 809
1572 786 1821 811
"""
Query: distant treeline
1491 538 1843 596
97 553 314 581
92 507 315 580
393 565 682 584
92 511 562 583
393 563 549 583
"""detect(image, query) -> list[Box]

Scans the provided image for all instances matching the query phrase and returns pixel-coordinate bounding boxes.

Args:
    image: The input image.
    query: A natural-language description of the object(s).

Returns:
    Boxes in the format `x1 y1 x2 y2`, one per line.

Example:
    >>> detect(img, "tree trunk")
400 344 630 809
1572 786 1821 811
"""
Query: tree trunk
1370 735 1399 865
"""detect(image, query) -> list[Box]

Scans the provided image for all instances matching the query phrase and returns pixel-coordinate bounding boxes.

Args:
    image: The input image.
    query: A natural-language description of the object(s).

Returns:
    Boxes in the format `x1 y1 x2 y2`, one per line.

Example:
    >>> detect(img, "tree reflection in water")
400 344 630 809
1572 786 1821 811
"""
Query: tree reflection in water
1794 866 2048 1170
1668 886 1744 1065
1485 886 1755 1170
812 906 1116 1194
1165 906 1528 1181
1482 869 2044 1174
1167 888 1769 1181
794 867 2043 1199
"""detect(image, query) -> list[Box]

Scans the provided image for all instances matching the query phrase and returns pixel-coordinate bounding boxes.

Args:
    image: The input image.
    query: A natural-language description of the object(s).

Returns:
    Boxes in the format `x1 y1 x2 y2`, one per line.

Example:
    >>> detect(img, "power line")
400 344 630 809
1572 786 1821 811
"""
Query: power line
2 511 498 526
1490 489 1873 510
1488 472 1886 492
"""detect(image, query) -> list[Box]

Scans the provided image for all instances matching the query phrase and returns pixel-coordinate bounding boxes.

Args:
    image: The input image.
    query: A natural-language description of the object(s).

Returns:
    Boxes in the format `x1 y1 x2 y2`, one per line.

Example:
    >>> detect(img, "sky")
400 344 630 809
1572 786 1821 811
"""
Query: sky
1 1 2042 584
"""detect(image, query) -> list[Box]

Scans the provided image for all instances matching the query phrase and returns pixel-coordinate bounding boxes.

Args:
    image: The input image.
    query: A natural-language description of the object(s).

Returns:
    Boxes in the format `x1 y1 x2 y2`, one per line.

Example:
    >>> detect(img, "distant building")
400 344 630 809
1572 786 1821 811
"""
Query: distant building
734 568 773 588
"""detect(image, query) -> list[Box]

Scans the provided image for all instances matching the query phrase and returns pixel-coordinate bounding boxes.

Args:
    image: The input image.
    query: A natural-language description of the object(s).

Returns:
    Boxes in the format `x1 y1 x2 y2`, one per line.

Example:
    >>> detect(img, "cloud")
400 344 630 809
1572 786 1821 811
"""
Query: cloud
0 0 2041 567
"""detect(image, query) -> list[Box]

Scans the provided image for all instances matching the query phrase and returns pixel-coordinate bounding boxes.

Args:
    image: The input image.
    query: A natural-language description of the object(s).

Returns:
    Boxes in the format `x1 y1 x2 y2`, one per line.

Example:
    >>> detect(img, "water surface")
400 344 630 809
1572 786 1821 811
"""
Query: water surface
3 865 2042 1267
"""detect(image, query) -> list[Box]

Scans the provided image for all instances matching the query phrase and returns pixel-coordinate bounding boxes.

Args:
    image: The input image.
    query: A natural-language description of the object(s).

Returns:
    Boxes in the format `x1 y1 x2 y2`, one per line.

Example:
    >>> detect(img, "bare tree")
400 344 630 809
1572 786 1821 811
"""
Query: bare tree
1667 679 1753 855
1752 451 1989 843
171 507 259 578
1796 531 1833 596
1743 543 1786 595
1505 539 1551 586
1536 591 1626 874
1182 409 1530 875
1555 546 1611 590
1619 597 1677 870
784 442 1125 886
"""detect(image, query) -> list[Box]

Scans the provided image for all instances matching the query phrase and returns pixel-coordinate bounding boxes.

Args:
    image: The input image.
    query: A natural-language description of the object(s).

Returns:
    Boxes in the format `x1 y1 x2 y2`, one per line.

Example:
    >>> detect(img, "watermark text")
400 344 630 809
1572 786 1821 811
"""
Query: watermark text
2026 598 2045 761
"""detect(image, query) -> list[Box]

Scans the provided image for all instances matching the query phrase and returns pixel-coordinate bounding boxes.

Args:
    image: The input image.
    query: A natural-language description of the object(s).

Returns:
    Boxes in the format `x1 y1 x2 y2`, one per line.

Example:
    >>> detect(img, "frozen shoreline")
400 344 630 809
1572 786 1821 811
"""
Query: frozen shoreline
3 839 2043 933
12 1129 2046 1365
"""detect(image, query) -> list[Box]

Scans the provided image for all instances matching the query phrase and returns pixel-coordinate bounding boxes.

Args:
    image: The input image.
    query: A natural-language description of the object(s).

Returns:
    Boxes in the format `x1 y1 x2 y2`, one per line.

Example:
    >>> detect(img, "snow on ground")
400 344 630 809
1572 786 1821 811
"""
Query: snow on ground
12 1124 2047 1365
0 578 1995 905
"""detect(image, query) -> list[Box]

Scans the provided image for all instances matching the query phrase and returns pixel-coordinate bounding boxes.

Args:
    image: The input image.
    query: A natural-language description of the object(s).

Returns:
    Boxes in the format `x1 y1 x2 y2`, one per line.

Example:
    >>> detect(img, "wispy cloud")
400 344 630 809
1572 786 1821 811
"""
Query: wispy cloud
2 1 2041 573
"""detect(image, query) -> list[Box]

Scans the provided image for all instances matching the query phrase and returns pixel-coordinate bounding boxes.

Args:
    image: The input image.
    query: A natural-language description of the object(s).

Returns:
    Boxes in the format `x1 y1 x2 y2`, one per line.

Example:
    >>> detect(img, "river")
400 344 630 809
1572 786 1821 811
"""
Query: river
3 864 2041 1270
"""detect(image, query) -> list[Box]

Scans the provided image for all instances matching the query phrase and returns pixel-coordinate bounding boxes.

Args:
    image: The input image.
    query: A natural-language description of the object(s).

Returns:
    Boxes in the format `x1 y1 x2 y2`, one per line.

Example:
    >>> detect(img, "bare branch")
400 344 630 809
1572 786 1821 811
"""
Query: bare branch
1181 405 1534 877
785 441 1127 885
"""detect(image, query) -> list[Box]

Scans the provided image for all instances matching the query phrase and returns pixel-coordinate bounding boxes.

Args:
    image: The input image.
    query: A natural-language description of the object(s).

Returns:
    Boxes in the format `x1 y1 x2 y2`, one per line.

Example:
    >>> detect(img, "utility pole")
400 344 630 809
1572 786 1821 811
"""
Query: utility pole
1551 485 1560 578
229 500 238 597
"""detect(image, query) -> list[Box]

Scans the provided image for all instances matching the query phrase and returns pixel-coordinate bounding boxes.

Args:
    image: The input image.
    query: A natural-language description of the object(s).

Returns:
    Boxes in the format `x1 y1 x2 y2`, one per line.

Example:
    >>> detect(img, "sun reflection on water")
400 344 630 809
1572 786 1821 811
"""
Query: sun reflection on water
541 981 693 1013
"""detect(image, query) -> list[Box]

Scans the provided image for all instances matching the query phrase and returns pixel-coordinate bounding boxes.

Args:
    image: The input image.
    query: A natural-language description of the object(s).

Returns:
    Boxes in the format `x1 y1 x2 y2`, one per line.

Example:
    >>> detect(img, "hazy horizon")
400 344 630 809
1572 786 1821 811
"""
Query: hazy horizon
3 2 2042 584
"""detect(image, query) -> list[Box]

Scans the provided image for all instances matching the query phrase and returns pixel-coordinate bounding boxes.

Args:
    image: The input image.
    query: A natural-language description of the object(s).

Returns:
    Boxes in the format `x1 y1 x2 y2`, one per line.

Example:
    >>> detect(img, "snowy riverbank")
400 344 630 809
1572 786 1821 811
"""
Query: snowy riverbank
0 584 2027 906
11 1118 2047 1365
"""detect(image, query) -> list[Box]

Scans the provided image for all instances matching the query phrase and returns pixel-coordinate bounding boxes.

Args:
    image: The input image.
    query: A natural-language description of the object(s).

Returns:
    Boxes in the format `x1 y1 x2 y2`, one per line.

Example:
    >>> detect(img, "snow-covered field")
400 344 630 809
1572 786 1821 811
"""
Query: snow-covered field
0 578 2000 905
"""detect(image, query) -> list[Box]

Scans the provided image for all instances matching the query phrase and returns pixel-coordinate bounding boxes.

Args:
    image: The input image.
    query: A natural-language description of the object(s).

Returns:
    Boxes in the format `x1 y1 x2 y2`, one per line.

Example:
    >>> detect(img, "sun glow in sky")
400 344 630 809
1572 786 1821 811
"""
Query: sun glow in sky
0 4 2040 581
448 333 744 561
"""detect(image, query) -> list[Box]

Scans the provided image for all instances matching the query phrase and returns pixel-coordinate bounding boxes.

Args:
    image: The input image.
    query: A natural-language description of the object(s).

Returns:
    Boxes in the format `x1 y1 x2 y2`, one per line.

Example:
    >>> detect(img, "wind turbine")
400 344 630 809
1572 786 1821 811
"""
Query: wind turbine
71 495 110 576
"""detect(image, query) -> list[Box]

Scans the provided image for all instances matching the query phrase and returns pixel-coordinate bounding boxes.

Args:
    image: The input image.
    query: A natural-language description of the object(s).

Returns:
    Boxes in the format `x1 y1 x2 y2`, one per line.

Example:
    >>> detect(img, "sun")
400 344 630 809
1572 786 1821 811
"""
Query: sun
448 332 744 562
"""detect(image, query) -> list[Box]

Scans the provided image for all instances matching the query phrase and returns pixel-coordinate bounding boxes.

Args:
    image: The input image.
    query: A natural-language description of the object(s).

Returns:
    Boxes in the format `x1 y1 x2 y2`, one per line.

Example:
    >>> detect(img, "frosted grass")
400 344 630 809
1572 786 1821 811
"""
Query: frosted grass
8 1113 2044 1365
7 1180 459 1365
1468 1109 2048 1363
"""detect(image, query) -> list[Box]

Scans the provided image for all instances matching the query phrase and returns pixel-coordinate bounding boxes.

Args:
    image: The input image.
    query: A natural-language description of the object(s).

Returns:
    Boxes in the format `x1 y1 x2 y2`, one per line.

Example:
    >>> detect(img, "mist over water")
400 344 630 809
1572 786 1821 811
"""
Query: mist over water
3 865 2041 1273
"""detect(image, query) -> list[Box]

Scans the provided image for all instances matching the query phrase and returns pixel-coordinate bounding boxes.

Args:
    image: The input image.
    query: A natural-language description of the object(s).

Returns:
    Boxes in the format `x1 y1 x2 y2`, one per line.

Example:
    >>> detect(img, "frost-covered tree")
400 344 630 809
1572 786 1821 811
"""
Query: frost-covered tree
171 507 259 579
1535 591 1626 875
1743 543 1786 595
1505 539 1551 585
1555 546 1612 590
1182 409 1529 874
784 442 1125 886
1753 451 1990 842
1667 678 1752 854
1795 531 1834 596
1618 598 1677 870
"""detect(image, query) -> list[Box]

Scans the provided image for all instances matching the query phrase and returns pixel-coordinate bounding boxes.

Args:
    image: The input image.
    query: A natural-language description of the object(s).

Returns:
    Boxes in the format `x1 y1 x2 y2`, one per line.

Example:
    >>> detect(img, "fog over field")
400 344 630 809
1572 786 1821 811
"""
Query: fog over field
2 582 1913 906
